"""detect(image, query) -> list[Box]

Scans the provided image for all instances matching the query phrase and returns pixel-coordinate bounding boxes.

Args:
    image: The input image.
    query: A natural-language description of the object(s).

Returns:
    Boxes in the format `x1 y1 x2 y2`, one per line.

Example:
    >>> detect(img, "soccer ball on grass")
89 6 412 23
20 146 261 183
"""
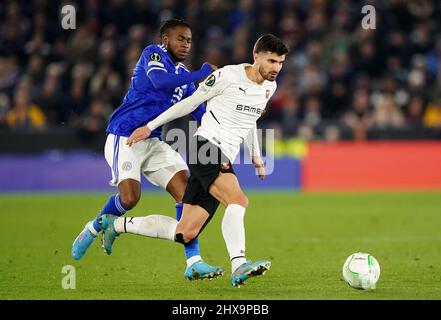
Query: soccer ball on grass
342 252 380 290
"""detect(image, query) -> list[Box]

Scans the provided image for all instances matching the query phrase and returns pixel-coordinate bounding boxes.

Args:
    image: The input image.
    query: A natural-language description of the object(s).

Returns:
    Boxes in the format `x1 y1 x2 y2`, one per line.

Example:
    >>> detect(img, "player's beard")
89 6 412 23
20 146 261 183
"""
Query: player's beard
259 65 277 82
167 47 186 63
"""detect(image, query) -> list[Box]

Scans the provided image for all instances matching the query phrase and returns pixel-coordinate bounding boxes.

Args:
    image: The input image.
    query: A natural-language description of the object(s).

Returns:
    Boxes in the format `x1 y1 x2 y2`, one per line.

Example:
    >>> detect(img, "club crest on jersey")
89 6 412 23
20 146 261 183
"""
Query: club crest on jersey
205 74 216 87
149 53 162 62
266 90 270 99
122 161 133 171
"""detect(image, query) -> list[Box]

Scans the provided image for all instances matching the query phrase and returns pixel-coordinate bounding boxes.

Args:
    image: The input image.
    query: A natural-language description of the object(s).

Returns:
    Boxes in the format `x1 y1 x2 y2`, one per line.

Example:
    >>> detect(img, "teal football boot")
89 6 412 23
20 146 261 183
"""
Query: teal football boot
230 259 271 288
100 214 120 255
72 221 97 260
184 260 225 280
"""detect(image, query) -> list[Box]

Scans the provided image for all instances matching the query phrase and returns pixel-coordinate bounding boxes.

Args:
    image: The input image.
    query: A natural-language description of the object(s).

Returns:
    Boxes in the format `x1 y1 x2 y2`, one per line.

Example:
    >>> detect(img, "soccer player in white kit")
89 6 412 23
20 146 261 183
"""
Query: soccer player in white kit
101 34 289 287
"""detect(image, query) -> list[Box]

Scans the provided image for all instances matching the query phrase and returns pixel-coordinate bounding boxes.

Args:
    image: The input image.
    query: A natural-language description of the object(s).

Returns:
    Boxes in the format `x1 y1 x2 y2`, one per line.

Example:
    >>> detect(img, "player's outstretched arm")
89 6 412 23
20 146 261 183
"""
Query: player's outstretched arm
126 89 208 146
127 69 227 146
186 82 206 124
148 63 215 89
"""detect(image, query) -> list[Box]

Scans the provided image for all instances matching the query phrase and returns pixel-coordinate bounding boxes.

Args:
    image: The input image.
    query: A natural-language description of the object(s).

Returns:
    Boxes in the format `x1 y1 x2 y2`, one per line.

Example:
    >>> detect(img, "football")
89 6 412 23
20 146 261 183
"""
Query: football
342 253 381 290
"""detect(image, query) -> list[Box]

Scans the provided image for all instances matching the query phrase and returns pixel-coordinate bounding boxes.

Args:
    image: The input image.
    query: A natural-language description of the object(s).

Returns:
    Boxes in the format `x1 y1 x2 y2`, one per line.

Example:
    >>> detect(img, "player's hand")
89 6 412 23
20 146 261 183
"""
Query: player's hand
126 126 151 146
252 156 266 181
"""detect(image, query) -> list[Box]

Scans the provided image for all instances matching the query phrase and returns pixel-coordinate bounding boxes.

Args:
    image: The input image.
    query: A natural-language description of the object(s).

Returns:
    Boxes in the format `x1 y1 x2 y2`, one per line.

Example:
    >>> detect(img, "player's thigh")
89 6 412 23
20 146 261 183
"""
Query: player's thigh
209 172 248 208
179 174 221 241
141 139 188 190
104 134 143 186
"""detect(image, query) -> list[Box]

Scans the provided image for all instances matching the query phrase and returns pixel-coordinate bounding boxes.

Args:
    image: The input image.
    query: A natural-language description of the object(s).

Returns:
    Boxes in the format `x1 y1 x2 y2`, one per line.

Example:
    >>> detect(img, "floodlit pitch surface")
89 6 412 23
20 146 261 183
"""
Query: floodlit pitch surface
1 191 440 299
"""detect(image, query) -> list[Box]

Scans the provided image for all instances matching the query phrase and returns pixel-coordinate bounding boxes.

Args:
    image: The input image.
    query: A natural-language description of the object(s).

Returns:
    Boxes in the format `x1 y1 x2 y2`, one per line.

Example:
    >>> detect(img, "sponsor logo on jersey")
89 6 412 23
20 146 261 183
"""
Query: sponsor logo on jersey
149 52 162 62
236 104 262 115
205 74 216 86
239 87 248 95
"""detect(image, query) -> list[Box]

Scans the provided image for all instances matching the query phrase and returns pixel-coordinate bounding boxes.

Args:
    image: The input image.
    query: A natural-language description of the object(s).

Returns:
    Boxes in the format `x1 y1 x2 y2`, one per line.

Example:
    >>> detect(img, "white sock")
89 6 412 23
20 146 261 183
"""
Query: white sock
114 215 177 241
221 204 247 273
87 222 98 236
187 255 202 267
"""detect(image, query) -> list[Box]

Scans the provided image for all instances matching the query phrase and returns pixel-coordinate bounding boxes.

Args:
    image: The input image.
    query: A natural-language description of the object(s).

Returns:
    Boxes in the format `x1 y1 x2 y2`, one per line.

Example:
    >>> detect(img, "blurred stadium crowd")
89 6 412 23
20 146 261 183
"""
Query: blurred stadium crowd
1 0 441 141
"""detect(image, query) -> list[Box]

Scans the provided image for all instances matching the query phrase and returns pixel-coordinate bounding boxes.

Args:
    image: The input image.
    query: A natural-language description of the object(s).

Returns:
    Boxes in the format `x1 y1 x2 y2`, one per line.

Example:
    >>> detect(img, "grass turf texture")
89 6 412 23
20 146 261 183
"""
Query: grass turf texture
0 191 440 300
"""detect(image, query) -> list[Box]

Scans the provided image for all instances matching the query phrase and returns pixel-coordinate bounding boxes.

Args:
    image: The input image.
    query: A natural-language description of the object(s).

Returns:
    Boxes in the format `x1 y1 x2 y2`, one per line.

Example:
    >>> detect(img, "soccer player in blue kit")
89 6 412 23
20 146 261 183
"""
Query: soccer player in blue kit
71 19 224 280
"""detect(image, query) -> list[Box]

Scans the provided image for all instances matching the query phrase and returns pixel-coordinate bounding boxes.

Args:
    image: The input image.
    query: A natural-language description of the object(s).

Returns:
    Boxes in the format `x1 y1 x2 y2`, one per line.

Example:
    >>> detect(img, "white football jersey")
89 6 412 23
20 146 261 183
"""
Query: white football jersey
195 63 277 162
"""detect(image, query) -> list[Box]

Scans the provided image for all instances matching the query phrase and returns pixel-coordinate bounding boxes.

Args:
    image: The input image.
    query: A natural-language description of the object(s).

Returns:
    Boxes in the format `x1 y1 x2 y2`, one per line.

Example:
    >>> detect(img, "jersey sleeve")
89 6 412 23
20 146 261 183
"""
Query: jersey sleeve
146 68 229 131
143 47 168 76
195 68 230 100
186 82 206 123
244 123 261 158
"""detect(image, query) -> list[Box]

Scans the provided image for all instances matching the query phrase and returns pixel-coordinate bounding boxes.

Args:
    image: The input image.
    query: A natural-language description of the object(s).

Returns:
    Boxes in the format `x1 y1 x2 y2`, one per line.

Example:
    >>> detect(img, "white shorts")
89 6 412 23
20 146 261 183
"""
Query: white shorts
104 134 188 189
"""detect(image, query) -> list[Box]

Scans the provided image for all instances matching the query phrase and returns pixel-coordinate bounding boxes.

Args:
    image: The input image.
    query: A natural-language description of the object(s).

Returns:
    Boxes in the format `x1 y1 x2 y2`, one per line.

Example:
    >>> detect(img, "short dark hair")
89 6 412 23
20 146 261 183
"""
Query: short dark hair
160 19 192 36
253 34 289 56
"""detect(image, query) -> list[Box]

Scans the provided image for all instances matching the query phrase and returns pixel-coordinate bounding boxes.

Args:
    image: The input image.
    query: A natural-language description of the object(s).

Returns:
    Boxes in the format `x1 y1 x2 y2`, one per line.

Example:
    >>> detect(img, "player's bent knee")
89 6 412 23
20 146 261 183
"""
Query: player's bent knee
174 229 199 244
120 192 140 210
172 189 185 203
230 194 248 208
167 175 187 203
175 232 185 244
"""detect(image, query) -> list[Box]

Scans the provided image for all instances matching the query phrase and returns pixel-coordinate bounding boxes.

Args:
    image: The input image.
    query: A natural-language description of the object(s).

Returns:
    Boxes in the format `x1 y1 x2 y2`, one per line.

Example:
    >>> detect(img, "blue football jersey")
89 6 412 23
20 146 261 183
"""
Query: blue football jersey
106 44 203 138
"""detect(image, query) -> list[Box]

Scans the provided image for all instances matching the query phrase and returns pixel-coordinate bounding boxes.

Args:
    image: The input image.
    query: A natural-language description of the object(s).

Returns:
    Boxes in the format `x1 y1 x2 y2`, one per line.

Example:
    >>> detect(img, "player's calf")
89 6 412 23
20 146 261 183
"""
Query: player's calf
174 225 225 281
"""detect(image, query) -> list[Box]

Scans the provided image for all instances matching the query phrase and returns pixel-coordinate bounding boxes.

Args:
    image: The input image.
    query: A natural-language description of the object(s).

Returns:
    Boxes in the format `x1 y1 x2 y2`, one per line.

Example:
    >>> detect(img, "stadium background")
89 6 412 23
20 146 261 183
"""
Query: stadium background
1 0 441 300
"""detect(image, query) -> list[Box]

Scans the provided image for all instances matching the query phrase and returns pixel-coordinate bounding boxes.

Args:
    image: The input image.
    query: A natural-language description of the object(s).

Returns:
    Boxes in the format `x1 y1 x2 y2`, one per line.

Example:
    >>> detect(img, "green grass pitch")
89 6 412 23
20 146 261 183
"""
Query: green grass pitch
1 191 440 300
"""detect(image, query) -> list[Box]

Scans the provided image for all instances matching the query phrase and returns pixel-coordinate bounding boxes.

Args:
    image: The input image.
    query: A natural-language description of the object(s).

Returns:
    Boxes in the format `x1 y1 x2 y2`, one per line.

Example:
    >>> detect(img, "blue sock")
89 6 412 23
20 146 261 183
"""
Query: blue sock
92 194 127 232
176 202 200 260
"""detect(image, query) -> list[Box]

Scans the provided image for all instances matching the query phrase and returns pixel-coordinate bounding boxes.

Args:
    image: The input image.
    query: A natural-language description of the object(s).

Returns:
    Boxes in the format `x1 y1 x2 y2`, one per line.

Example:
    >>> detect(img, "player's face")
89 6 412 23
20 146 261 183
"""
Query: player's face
255 51 286 81
162 26 192 62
